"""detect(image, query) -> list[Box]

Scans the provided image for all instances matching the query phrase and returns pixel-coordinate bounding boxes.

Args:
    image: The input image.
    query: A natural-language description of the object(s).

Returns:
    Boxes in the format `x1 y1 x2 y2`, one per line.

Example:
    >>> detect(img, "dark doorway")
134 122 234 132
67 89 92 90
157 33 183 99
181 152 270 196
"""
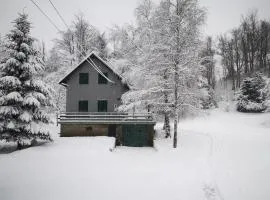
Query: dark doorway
98 100 107 112
108 124 116 137
79 100 88 112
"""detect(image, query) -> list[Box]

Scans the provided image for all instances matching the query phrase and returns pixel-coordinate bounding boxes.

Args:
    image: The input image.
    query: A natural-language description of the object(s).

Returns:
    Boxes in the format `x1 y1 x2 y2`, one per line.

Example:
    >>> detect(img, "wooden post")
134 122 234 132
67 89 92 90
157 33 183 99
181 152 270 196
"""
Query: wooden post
147 104 151 119
147 104 150 113
132 106 135 118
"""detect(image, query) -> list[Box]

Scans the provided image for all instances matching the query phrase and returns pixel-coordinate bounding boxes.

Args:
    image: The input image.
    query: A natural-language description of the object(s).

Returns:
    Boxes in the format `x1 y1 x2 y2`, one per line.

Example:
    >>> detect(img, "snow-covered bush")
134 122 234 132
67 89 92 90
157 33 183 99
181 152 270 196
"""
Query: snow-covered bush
237 73 268 113
200 87 217 109
0 13 54 148
199 81 218 110
198 72 217 110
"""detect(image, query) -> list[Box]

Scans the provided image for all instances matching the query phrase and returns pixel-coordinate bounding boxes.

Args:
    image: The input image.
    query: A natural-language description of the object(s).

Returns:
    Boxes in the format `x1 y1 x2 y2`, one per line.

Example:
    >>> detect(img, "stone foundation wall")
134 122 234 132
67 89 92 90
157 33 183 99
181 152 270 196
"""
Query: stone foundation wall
60 124 109 137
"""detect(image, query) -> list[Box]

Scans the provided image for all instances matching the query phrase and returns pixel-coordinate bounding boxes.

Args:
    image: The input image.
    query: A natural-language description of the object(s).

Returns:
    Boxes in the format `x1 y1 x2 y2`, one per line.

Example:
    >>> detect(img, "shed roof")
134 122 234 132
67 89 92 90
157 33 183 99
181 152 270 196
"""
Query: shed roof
58 51 130 89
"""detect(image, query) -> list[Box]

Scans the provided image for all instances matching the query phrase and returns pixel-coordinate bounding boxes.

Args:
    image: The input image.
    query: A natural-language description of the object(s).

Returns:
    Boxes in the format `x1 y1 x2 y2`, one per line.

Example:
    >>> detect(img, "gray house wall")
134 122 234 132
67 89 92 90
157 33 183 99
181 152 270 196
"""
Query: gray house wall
64 55 128 112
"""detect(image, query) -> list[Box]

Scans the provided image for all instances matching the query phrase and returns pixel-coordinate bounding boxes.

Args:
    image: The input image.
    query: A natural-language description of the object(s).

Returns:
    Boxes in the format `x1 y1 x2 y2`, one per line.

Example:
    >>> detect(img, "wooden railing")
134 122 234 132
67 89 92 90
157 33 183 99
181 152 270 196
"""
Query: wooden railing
57 112 155 125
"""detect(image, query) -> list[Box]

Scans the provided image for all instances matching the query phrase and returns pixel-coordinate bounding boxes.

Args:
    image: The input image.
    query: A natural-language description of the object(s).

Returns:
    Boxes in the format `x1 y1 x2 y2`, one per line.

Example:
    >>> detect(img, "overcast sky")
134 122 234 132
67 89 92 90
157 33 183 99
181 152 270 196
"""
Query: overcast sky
0 0 270 50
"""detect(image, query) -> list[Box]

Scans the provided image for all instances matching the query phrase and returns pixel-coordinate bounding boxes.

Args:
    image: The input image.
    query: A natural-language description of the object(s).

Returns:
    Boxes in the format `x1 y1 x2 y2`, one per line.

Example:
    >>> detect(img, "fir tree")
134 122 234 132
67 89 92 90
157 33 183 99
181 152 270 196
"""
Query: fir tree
0 13 53 148
237 73 268 112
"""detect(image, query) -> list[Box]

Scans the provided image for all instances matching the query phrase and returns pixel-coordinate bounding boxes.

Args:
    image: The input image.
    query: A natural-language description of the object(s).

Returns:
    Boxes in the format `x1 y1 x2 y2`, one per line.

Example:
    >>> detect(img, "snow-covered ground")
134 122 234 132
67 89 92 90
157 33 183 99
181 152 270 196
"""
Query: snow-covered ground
0 109 270 200
180 110 270 200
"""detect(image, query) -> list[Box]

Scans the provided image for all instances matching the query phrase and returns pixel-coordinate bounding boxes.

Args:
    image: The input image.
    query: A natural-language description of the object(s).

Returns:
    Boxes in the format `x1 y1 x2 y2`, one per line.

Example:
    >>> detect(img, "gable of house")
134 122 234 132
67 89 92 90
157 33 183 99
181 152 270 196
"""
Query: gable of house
59 52 129 112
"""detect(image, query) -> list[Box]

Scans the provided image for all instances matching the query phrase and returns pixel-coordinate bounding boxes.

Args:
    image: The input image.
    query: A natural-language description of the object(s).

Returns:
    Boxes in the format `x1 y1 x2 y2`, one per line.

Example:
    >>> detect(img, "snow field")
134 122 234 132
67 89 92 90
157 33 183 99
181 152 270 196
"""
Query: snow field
0 109 270 200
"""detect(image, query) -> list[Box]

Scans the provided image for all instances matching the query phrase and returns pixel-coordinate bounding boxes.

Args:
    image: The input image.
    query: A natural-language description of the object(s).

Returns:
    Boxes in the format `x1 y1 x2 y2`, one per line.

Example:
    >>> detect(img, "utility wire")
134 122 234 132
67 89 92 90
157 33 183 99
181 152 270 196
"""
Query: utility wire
29 0 61 32
29 0 114 83
47 0 114 83
48 0 69 29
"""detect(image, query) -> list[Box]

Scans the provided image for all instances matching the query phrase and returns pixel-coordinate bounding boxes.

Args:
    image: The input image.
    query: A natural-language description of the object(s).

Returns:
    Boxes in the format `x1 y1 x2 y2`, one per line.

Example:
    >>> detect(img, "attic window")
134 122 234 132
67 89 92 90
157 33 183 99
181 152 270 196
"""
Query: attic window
79 73 89 84
98 72 108 84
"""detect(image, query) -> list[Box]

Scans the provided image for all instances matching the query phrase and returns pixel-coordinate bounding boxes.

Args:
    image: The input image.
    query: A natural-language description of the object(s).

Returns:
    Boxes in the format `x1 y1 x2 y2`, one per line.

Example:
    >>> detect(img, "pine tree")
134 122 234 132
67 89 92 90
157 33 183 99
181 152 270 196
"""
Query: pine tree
237 73 268 112
0 34 6 61
0 13 53 148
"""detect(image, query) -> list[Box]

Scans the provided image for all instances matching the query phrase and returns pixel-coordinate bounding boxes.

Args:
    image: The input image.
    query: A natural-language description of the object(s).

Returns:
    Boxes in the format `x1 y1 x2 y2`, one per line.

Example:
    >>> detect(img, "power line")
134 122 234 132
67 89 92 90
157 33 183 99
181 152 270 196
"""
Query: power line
48 0 69 29
29 0 61 32
29 0 114 83
45 0 105 78
47 0 114 83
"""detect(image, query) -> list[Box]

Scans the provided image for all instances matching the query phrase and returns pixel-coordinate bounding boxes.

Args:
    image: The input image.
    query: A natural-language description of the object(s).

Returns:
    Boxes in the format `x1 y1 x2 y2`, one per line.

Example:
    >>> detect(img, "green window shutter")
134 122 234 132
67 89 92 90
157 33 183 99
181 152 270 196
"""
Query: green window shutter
98 72 108 84
79 100 88 112
79 73 89 84
98 100 107 112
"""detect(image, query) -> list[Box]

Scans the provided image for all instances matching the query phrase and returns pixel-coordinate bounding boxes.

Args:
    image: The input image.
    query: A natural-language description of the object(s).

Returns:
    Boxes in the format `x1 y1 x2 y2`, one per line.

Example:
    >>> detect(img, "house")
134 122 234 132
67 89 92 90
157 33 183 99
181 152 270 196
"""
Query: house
57 52 156 147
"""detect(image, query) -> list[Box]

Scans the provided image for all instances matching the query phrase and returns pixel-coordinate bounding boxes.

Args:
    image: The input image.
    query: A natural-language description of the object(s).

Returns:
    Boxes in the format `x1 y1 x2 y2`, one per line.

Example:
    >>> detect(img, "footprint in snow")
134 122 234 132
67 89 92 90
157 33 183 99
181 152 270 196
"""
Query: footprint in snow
203 184 223 200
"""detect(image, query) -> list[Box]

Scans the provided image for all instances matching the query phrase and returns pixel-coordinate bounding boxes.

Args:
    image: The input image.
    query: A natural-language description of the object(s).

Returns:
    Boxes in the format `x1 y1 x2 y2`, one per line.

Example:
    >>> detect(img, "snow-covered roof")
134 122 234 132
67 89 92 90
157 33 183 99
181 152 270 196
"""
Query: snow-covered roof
58 51 129 89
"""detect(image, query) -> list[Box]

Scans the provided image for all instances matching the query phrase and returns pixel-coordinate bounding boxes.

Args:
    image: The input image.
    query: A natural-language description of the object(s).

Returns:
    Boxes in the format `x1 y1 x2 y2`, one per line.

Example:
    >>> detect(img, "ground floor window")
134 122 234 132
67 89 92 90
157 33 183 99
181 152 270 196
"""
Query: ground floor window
79 100 88 112
98 100 107 112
